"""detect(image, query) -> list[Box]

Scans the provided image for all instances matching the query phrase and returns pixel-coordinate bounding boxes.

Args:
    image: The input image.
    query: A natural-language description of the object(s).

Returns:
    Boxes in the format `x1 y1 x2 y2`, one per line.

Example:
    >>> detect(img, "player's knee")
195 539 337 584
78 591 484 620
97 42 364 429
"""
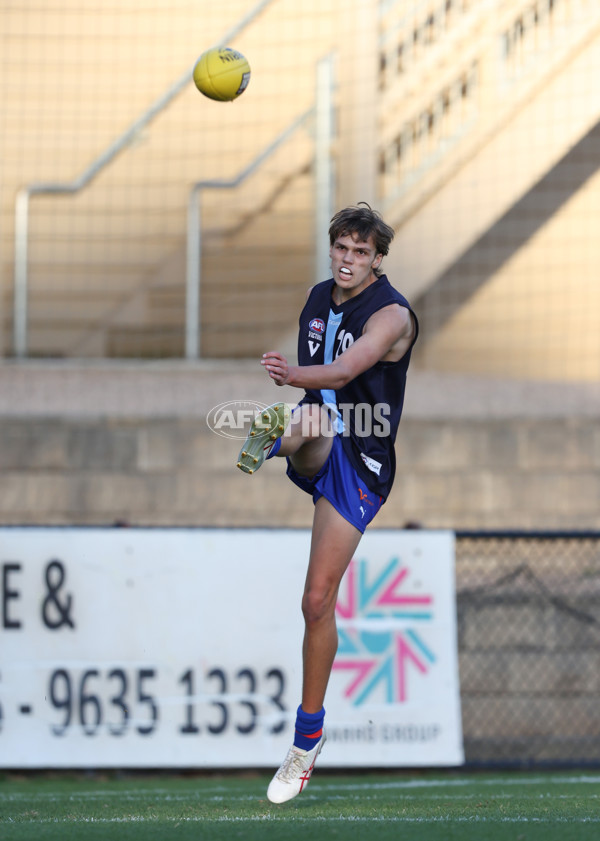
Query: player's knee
295 404 332 440
302 586 335 626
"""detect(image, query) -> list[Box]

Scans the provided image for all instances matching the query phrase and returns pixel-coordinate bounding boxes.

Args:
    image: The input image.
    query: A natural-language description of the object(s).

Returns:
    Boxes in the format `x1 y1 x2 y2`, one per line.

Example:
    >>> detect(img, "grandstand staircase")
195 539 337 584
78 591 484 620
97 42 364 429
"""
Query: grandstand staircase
379 0 600 302
374 0 600 380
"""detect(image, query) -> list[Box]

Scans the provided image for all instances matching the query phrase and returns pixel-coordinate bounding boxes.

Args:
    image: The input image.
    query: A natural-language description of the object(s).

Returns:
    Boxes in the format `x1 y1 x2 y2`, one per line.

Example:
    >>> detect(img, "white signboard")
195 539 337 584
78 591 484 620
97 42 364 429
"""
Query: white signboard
0 528 463 767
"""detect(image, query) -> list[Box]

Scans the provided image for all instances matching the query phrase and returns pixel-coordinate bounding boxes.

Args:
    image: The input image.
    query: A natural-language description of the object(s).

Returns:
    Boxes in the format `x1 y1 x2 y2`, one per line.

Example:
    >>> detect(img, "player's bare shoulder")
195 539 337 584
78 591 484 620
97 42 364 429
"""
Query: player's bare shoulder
364 303 416 363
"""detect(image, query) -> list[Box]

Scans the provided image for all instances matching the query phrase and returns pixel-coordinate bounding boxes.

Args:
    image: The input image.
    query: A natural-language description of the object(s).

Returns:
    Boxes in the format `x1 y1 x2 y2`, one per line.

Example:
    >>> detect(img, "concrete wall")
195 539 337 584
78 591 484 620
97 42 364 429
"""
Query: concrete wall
1 414 597 530
0 362 597 530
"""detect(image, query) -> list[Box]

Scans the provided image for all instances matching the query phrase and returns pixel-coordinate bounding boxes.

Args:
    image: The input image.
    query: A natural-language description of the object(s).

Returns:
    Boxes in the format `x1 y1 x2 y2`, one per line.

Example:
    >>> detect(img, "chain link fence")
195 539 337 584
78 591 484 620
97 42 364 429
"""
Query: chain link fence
456 532 600 768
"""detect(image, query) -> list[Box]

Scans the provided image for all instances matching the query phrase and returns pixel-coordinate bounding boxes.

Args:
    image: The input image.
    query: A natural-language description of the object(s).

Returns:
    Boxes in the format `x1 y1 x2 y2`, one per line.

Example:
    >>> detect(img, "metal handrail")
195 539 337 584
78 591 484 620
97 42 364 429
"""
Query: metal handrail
12 0 277 358
185 111 313 359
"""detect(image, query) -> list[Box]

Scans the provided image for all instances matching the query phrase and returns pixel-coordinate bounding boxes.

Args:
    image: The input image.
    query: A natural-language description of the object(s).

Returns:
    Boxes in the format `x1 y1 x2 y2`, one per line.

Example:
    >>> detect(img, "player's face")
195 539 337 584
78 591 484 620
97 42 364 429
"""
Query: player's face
329 232 382 299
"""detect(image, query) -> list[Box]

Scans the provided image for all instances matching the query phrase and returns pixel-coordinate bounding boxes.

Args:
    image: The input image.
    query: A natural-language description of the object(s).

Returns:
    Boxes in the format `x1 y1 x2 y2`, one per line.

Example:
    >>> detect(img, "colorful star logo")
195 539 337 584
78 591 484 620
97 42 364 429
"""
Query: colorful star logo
332 557 436 705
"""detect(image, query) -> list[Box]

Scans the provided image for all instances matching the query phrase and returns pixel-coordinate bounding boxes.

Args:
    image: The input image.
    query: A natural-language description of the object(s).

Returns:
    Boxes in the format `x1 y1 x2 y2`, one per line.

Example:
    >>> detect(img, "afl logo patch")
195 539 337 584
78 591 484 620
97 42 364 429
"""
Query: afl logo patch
309 318 325 334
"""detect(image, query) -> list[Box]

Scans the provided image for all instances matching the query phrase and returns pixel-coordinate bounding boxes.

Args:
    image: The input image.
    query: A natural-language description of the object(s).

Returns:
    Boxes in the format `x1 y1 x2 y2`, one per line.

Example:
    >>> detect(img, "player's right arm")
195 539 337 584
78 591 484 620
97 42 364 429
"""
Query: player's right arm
262 303 414 389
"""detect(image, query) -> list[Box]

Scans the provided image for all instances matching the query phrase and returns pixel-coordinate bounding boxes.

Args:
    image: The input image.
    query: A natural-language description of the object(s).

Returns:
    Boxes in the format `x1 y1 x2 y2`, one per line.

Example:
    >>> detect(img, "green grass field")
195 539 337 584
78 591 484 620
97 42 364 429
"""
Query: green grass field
1 770 599 840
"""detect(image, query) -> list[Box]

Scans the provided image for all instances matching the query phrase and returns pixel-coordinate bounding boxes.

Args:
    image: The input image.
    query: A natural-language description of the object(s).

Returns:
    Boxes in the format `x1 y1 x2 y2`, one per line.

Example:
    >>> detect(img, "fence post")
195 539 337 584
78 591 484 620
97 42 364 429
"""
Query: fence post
315 54 336 286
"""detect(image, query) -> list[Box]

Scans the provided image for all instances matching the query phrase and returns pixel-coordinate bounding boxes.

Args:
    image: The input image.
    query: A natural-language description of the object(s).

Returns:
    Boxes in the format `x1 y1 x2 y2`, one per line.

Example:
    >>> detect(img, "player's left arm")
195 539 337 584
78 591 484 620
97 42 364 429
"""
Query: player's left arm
262 304 415 389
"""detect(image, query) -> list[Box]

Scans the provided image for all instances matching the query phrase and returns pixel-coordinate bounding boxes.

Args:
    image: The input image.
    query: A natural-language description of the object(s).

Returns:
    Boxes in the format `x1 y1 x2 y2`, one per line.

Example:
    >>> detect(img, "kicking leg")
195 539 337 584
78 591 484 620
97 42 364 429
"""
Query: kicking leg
237 402 333 477
280 404 334 478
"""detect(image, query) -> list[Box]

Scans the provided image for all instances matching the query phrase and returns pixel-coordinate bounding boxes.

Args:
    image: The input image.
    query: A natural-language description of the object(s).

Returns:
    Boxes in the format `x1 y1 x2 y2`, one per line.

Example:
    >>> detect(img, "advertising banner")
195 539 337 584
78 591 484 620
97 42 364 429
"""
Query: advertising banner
0 528 463 767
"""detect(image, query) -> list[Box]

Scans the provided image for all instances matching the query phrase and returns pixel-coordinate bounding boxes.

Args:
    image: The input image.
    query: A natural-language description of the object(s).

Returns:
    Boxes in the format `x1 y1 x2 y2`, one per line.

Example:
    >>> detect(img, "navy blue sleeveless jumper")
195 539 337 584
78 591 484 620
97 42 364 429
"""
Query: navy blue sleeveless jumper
296 274 418 500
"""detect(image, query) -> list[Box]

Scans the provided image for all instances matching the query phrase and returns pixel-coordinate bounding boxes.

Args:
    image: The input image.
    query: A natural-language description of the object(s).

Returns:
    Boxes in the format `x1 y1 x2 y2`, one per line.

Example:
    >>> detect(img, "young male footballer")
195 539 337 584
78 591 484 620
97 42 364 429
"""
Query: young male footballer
237 203 418 803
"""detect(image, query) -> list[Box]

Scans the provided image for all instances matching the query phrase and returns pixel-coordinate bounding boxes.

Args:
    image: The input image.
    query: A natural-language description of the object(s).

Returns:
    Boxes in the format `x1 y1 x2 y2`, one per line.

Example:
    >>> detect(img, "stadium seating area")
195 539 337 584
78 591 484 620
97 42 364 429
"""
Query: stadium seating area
2 0 599 377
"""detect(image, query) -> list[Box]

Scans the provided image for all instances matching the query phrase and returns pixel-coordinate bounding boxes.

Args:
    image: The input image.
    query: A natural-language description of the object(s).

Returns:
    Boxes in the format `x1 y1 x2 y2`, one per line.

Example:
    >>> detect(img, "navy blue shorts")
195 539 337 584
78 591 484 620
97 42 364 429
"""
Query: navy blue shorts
286 434 383 533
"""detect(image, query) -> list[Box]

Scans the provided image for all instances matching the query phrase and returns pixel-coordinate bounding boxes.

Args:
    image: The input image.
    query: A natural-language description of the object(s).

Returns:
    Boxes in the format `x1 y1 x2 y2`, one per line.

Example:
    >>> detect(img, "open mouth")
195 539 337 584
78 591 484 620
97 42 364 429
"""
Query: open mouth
339 267 352 277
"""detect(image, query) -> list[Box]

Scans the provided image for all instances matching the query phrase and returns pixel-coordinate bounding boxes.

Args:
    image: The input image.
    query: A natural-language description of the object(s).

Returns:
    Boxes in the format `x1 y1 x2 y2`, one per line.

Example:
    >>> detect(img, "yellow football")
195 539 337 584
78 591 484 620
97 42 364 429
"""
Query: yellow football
193 47 251 102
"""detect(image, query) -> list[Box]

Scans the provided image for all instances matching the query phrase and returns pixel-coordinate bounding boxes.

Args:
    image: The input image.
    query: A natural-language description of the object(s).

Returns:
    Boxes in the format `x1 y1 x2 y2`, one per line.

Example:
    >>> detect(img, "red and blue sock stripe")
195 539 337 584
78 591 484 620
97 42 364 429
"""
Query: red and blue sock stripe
293 704 325 751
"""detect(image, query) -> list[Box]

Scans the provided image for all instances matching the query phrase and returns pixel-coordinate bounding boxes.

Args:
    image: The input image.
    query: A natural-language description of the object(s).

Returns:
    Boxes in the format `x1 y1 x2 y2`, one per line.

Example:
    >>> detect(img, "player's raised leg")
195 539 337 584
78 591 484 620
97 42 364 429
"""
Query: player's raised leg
237 403 333 476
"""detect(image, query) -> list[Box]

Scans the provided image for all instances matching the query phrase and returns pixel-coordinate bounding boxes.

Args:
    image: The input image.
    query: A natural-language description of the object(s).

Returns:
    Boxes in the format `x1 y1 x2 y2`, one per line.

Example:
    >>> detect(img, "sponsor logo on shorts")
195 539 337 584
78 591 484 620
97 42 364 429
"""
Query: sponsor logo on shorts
358 487 375 506
360 453 382 475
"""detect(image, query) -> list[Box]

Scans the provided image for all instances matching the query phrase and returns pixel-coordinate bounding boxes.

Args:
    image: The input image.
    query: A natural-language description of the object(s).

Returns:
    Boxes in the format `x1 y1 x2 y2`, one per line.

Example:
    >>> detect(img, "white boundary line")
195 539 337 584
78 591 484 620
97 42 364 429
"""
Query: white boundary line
3 815 600 825
1 774 600 803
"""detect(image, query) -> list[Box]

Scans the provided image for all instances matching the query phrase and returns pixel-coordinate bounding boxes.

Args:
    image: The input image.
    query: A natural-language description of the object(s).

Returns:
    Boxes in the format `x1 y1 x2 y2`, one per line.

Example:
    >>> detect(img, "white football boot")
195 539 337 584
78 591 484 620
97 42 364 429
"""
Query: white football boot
267 735 326 804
